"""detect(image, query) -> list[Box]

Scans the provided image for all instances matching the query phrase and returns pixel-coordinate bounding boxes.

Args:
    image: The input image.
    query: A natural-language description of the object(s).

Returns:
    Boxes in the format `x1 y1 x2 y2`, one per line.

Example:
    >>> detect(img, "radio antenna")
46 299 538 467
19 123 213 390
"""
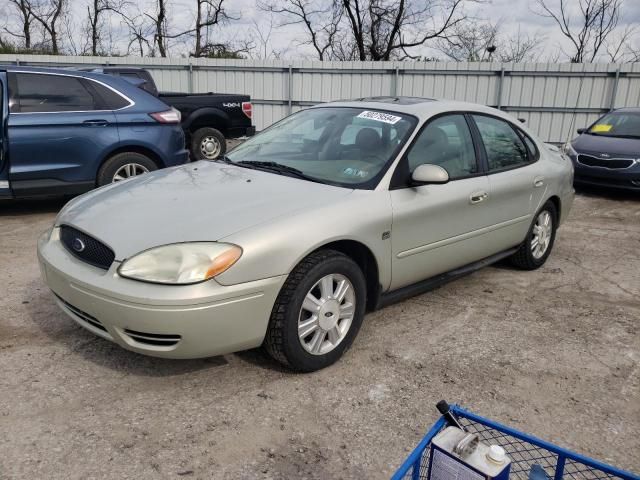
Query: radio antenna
564 63 587 147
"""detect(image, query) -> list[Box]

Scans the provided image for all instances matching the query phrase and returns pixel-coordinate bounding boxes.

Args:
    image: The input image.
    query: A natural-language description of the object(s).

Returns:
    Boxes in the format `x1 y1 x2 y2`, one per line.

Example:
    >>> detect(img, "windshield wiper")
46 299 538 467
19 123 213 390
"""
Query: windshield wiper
214 155 234 164
237 160 323 183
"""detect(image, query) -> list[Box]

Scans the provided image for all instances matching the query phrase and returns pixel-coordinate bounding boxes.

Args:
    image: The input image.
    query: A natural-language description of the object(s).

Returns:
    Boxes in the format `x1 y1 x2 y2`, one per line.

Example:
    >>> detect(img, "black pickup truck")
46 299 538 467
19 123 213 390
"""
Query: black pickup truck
81 67 255 159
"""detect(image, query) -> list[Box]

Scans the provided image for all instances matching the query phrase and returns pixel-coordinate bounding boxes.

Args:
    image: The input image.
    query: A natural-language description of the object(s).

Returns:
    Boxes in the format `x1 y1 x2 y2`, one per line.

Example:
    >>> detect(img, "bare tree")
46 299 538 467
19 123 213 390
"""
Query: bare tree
437 21 499 61
249 15 286 59
534 0 622 62
604 24 637 62
118 9 153 56
84 0 127 55
144 0 168 56
342 0 471 61
28 0 67 54
259 0 343 60
4 0 36 49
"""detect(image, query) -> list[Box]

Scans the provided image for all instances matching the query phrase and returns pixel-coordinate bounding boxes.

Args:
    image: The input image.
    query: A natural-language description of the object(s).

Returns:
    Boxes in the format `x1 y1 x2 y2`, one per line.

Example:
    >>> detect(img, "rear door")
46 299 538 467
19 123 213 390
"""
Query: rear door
470 114 546 251
7 72 120 196
0 71 9 198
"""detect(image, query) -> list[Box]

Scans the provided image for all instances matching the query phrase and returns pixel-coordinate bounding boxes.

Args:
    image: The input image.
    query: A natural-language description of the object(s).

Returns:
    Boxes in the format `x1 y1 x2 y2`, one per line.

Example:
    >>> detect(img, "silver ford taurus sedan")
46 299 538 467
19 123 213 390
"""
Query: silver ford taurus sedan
38 97 574 371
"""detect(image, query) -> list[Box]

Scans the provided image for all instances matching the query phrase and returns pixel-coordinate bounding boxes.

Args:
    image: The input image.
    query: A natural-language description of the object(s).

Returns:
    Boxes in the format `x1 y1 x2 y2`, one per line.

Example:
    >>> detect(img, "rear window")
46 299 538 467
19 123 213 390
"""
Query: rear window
12 73 96 113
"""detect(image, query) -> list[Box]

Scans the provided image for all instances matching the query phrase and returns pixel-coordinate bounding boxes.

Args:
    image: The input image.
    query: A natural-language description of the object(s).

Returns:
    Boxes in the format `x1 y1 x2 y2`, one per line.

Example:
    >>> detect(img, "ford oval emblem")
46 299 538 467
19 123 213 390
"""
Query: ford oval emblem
72 238 86 253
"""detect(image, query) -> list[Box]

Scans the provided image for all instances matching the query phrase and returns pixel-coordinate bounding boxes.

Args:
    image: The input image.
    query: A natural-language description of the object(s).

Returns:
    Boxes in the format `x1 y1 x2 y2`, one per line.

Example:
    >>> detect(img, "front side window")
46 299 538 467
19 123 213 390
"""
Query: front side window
407 114 478 179
227 107 416 189
473 115 529 171
12 73 96 113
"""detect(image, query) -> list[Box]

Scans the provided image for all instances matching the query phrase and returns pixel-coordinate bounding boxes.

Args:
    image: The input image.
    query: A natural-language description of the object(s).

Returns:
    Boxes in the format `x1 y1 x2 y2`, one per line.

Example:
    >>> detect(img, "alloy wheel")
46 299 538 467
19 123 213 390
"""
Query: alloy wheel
298 273 356 356
531 210 552 259
112 163 150 182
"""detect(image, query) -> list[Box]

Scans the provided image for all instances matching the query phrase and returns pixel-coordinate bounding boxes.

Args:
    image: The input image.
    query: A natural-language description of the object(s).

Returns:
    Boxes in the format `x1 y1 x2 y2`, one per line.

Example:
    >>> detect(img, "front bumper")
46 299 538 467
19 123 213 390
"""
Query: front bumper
37 229 286 359
571 156 640 191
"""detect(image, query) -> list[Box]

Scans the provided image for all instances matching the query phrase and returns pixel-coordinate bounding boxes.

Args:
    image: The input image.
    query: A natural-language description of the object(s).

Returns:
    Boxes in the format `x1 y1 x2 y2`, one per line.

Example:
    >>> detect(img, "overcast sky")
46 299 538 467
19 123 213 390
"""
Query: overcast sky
7 0 640 61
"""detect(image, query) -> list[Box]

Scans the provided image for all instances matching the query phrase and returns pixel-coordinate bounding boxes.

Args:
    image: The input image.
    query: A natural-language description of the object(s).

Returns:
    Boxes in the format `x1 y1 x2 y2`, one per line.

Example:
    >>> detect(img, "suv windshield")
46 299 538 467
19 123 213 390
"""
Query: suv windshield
226 107 416 188
587 112 640 138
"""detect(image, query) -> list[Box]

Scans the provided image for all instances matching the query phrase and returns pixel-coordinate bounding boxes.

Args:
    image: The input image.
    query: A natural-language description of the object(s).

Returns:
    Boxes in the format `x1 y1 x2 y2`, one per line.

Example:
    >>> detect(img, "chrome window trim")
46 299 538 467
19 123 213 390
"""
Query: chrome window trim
9 70 135 114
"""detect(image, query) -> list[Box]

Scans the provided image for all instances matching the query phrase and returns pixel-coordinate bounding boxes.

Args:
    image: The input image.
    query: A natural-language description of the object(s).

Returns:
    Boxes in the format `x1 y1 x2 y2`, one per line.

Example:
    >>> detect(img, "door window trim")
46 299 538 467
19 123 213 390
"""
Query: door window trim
469 112 540 175
390 110 486 190
8 71 135 114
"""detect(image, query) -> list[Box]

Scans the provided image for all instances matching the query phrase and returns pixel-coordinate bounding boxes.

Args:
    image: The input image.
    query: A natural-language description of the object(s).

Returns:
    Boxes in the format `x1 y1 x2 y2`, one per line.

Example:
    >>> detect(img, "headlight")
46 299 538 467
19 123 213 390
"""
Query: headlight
118 242 242 285
563 142 577 157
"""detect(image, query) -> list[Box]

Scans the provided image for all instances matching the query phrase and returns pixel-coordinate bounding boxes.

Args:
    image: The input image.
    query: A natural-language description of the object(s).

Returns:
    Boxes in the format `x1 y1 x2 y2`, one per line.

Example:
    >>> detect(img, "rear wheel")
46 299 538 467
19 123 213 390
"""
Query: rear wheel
264 250 366 372
191 127 226 160
510 200 558 270
97 152 157 186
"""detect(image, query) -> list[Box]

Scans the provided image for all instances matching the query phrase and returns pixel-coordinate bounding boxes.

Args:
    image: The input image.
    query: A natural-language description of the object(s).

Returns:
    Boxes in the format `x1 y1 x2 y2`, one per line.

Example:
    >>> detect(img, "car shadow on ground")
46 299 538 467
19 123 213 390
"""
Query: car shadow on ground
574 185 639 201
0 197 70 216
23 278 288 376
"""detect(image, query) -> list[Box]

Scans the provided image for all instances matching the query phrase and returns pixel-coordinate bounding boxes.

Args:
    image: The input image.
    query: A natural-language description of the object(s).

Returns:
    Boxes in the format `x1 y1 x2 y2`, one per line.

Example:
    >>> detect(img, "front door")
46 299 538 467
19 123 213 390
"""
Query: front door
389 114 496 290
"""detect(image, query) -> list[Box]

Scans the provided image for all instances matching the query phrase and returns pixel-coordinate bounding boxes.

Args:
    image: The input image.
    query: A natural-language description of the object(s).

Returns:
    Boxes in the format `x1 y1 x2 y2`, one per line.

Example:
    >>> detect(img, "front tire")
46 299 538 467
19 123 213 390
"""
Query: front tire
97 152 157 186
264 250 366 372
191 127 226 160
510 200 558 270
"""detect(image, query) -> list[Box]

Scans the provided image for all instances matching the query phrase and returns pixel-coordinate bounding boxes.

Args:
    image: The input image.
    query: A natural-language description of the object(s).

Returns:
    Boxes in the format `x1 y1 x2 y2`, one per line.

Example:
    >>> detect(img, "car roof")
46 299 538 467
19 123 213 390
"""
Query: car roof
612 107 640 113
2 65 121 83
310 96 515 122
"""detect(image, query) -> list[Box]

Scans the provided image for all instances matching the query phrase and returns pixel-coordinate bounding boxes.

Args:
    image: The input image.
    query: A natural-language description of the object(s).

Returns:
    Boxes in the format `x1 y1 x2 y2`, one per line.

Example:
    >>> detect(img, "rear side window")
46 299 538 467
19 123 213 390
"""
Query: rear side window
86 81 130 110
12 73 96 113
473 115 529 171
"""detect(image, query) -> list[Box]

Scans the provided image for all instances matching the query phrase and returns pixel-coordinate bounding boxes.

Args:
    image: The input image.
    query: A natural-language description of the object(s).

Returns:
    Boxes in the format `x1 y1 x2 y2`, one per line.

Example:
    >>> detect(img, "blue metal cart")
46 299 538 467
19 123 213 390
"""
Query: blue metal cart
392 404 640 480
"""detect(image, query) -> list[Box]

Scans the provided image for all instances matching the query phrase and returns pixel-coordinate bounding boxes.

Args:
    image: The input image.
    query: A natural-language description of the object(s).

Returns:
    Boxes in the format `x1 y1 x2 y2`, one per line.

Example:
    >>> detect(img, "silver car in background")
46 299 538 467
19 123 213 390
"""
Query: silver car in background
38 97 574 372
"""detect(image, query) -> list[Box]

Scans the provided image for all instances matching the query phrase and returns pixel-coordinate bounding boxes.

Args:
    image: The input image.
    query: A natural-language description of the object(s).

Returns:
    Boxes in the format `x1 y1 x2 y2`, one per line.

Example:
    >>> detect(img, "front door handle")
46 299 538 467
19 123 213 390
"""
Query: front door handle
469 191 488 204
83 119 109 127
534 176 545 188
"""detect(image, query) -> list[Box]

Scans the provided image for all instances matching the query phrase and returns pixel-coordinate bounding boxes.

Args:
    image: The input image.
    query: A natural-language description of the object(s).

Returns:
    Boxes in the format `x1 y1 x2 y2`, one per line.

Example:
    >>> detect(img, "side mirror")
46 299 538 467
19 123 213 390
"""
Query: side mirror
577 128 586 135
411 164 449 185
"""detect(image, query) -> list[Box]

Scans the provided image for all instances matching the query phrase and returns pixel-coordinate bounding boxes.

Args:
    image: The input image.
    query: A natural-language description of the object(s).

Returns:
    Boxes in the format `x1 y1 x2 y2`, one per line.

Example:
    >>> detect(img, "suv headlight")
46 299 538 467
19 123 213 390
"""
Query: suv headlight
118 242 242 285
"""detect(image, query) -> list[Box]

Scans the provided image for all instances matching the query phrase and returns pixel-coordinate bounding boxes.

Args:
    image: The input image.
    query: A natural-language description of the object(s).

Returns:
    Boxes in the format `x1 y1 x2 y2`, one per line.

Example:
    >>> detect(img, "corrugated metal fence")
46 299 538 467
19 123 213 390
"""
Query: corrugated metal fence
2 54 639 143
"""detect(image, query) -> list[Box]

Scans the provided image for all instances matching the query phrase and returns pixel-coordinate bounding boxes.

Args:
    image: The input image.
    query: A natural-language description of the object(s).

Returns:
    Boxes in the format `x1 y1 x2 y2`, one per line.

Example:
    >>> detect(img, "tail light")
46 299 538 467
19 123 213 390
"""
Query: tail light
150 107 181 124
242 102 252 119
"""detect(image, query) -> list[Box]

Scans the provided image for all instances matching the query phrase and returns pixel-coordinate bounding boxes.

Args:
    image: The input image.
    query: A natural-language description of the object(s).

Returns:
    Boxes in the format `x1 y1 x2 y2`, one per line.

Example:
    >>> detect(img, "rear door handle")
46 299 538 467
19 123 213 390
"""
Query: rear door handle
83 119 109 127
469 191 488 204
534 176 545 188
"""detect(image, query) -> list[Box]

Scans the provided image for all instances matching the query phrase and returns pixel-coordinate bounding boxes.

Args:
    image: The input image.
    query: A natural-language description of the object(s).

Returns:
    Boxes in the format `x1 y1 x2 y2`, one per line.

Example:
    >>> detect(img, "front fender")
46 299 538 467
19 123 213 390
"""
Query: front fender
215 190 393 291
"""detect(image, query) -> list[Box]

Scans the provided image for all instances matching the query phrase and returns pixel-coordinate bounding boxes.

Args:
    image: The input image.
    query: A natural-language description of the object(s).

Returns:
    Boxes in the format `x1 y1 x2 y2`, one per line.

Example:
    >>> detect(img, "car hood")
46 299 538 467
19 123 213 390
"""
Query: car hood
57 161 353 260
573 134 640 156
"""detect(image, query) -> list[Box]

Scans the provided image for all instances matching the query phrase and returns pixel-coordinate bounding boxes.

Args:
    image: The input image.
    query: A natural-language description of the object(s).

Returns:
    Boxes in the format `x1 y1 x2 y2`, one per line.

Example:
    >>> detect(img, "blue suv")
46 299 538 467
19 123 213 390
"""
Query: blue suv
0 66 189 198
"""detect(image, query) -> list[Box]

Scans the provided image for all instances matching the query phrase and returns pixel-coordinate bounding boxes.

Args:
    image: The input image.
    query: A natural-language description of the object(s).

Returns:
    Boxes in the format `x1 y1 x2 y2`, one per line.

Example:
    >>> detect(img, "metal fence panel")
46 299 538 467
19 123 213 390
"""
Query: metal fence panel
1 54 639 143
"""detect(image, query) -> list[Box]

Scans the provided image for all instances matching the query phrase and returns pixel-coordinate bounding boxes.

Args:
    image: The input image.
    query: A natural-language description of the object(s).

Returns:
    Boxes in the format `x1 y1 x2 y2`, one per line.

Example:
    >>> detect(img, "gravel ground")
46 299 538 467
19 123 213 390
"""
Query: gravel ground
0 185 638 480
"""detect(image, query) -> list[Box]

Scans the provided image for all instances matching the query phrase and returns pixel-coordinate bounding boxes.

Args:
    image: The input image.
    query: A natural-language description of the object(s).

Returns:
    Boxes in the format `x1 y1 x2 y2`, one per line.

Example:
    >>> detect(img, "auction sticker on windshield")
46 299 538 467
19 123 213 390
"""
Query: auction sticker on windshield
357 110 402 124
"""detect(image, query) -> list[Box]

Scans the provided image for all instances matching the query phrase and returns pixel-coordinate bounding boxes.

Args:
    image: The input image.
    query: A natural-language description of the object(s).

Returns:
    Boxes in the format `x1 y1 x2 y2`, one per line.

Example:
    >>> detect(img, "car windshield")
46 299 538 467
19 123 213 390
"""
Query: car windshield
587 112 640 138
226 107 416 188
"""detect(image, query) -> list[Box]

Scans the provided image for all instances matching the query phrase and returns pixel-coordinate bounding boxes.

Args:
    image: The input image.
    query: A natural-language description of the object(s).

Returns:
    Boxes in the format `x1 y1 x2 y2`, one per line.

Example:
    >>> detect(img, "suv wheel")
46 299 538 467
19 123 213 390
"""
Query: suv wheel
264 250 366 372
510 200 558 270
191 127 226 160
97 152 157 186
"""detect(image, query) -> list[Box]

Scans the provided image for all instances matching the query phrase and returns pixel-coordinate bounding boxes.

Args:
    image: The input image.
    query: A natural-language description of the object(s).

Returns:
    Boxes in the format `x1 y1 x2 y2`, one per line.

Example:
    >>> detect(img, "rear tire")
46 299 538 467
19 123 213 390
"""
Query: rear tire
97 152 157 186
264 250 366 372
509 200 558 270
191 127 226 160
